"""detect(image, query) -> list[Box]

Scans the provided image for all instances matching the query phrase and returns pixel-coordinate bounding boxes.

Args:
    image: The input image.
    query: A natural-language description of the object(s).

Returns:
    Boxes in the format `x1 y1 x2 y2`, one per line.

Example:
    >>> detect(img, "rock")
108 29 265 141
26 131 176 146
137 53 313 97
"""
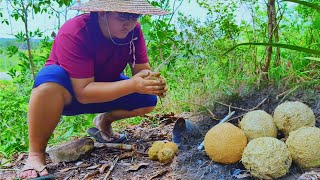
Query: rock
47 138 94 163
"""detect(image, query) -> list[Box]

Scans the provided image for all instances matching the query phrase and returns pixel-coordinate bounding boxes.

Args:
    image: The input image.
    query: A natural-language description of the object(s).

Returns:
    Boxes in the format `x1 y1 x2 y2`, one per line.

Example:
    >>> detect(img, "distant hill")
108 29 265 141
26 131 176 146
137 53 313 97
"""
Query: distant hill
0 38 43 49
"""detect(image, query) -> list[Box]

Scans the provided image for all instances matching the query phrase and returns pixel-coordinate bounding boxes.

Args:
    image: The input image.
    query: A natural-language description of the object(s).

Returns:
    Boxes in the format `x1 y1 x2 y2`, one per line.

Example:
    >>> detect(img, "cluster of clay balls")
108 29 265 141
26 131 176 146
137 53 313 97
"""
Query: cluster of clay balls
148 141 178 163
204 101 320 179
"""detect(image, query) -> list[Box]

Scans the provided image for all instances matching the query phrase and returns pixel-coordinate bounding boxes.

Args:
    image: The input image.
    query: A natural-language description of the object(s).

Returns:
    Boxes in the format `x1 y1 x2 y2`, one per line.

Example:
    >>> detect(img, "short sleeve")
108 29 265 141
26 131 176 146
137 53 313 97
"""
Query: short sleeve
133 24 149 64
53 33 94 78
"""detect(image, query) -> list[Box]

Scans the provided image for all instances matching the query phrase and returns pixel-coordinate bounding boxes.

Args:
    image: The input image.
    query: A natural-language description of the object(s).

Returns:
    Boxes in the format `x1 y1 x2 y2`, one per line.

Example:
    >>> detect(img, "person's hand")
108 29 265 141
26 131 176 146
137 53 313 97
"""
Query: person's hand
145 71 168 97
131 70 167 96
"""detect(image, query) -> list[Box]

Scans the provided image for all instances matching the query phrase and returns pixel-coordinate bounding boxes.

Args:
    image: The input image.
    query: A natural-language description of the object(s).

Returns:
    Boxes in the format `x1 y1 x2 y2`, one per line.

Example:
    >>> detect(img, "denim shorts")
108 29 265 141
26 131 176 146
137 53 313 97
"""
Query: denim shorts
34 65 157 116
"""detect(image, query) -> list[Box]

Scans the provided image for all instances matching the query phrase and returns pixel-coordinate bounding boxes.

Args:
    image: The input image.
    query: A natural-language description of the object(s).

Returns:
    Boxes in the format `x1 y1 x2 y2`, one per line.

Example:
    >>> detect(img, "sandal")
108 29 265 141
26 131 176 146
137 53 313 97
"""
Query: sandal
87 127 127 143
18 159 54 180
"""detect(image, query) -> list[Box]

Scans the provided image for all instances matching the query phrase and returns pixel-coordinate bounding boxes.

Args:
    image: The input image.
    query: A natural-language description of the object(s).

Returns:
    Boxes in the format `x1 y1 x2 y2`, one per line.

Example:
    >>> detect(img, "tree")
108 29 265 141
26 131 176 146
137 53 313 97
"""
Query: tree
7 0 73 78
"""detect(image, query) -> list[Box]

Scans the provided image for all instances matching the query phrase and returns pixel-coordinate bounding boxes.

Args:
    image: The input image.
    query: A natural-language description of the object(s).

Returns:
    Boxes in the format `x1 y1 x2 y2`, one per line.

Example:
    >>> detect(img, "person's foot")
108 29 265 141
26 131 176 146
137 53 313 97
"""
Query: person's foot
19 152 49 179
93 113 120 142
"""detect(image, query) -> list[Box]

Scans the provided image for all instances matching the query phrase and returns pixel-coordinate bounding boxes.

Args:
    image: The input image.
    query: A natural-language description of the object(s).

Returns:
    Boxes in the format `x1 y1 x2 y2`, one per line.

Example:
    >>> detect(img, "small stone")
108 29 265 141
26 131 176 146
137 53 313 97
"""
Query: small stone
47 138 94 163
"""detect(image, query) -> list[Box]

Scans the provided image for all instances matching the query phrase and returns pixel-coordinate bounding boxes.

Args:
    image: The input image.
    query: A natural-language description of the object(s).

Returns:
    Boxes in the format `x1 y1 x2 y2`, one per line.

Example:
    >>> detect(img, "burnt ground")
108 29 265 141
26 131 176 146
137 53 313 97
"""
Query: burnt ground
1 87 320 180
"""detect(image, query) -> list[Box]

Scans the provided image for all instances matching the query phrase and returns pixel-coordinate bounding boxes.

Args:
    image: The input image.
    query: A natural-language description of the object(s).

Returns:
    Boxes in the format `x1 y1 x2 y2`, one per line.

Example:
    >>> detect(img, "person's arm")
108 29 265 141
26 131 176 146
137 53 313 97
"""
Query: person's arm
130 63 151 76
70 70 165 104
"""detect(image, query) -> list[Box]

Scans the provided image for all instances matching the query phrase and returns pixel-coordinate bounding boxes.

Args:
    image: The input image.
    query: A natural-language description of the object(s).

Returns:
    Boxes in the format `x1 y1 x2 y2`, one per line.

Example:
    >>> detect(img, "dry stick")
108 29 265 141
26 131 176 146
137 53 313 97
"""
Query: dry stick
95 143 133 150
226 98 268 121
212 97 268 112
0 168 18 171
104 156 119 180
228 114 246 121
154 46 177 72
184 102 218 120
278 86 299 103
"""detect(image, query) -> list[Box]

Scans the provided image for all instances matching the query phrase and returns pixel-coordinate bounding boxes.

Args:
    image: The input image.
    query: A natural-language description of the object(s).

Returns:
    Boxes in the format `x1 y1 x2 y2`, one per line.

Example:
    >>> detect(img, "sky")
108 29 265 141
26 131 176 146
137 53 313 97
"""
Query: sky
0 0 296 39
0 0 207 38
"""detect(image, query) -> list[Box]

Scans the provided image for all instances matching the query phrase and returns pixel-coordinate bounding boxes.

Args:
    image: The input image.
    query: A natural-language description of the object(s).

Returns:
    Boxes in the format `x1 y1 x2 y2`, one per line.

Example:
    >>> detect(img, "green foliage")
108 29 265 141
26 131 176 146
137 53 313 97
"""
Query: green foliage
222 42 320 56
0 81 31 157
283 0 320 12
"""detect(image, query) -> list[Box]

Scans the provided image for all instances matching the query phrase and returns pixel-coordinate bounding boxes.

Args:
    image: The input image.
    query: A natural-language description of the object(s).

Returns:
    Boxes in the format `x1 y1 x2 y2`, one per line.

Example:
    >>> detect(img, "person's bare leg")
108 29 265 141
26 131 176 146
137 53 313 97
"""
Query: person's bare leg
94 107 155 141
19 83 71 179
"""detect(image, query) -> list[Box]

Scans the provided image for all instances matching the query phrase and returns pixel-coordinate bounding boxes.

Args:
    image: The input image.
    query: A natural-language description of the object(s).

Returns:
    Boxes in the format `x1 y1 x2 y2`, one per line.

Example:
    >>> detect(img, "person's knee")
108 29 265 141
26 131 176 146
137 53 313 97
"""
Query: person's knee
32 82 72 105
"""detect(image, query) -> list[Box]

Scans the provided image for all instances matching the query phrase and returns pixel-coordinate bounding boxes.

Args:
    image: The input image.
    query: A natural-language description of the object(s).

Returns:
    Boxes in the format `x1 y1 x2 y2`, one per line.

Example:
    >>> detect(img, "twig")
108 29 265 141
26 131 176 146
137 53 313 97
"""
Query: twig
185 102 218 120
94 143 133 150
212 97 268 112
0 168 18 171
228 114 246 121
154 45 177 72
149 169 169 180
104 156 119 180
277 86 299 103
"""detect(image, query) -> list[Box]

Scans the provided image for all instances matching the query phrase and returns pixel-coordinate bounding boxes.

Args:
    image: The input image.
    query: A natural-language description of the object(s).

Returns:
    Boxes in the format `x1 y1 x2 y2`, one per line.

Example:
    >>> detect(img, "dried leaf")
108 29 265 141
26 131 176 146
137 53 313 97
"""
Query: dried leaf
58 167 77 173
75 161 83 166
86 164 101 170
149 169 168 180
77 163 91 168
0 158 12 167
125 163 149 172
84 170 99 179
234 172 251 179
16 153 25 162
119 152 134 160
99 163 110 174
298 171 320 180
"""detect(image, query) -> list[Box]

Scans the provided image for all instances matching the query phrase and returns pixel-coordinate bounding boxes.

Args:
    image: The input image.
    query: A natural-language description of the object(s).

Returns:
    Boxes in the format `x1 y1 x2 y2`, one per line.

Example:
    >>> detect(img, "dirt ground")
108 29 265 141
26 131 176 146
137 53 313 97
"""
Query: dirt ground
1 87 319 180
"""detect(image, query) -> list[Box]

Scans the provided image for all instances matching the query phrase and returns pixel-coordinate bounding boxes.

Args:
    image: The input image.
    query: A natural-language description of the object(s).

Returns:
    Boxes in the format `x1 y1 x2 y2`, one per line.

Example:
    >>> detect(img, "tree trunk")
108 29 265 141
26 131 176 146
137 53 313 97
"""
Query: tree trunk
22 2 35 79
274 4 280 66
263 0 276 73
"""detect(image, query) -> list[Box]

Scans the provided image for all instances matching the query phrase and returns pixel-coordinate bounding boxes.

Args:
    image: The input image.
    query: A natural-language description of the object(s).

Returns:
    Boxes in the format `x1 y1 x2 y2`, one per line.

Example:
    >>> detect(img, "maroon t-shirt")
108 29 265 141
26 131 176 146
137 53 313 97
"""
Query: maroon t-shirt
46 13 149 82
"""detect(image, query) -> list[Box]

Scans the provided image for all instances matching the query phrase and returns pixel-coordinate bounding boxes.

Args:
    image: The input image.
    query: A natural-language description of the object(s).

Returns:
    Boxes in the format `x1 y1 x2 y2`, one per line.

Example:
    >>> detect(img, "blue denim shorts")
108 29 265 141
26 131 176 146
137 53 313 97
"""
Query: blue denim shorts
34 65 157 116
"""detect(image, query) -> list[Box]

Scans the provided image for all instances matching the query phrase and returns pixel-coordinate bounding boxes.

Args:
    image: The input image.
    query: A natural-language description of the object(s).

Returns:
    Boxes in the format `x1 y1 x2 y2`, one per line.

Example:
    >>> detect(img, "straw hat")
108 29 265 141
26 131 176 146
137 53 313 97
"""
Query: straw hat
71 0 169 15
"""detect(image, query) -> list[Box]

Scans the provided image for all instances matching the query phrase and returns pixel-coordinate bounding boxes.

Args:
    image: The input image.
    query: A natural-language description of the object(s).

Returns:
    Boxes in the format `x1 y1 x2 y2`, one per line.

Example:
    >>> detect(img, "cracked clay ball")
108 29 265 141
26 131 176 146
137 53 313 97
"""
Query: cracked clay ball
286 127 320 169
273 101 315 137
241 137 292 179
240 110 278 141
204 123 247 164
163 142 178 154
158 147 175 163
148 141 165 161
